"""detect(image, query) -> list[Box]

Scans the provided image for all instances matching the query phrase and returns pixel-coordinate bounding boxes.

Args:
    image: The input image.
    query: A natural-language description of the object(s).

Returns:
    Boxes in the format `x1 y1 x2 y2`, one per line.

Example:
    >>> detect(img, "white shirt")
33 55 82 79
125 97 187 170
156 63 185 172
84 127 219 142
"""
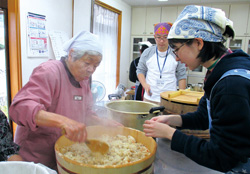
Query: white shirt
144 49 178 102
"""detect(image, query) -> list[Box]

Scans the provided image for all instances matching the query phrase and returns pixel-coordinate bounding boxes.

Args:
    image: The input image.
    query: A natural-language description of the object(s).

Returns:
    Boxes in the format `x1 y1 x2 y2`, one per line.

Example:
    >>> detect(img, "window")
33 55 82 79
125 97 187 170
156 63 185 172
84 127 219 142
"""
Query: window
92 0 121 100
0 8 9 117
0 0 22 135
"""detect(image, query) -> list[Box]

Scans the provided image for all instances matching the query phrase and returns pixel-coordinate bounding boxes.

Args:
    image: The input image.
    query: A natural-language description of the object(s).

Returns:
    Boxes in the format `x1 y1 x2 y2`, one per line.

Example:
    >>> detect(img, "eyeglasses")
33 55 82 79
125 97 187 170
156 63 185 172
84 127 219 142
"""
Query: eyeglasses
172 41 190 57
155 36 168 41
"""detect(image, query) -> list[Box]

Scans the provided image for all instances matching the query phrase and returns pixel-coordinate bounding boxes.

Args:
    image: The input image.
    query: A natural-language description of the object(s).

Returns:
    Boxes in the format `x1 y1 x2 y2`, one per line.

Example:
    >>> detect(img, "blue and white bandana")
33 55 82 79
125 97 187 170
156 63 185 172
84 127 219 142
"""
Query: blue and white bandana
168 5 234 42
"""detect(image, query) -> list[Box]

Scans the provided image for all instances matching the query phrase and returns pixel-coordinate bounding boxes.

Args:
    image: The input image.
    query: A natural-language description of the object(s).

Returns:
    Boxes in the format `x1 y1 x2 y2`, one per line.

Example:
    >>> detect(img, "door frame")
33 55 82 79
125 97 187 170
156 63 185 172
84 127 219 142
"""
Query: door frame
0 0 22 135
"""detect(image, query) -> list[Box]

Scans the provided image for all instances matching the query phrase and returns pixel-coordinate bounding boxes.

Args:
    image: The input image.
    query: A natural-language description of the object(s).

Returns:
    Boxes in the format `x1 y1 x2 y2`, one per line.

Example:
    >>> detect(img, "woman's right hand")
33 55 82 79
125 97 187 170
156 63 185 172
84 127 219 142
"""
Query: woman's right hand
150 115 183 127
35 110 87 143
61 118 87 143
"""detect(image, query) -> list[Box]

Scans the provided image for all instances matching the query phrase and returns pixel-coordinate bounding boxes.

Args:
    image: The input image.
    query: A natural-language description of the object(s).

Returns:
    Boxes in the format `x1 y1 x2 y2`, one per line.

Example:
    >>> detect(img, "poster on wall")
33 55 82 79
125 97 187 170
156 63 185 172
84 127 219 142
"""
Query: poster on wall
49 30 69 60
27 12 48 57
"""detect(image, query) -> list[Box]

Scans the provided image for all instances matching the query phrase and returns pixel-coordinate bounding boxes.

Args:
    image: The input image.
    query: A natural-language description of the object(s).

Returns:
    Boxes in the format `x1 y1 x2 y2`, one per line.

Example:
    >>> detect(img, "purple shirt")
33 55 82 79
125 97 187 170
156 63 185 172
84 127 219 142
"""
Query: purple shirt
9 58 95 169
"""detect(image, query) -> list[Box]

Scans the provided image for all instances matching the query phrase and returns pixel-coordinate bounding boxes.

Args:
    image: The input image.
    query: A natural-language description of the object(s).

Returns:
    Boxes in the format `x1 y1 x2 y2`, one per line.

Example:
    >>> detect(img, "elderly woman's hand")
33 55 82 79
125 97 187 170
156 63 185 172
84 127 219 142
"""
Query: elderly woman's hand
35 110 87 143
61 118 87 143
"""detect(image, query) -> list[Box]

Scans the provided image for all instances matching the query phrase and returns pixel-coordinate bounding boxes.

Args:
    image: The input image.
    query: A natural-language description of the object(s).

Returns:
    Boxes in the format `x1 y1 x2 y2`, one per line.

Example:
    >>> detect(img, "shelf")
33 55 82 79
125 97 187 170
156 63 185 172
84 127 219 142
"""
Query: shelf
229 46 241 48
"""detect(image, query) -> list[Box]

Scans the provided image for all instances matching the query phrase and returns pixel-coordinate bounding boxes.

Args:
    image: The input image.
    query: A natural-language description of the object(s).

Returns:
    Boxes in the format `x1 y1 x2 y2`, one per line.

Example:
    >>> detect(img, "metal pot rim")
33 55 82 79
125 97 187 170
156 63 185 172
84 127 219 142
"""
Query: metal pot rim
105 100 159 114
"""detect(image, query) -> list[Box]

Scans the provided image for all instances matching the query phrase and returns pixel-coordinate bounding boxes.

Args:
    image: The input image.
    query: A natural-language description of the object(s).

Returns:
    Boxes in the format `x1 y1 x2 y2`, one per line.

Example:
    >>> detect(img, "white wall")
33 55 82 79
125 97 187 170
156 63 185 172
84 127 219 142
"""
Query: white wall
73 0 92 34
20 0 131 88
20 0 73 85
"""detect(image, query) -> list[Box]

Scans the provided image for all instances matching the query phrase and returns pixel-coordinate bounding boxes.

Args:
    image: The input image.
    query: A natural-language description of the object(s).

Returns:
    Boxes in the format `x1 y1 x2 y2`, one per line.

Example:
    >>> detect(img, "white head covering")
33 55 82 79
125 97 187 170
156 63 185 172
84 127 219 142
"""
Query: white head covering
168 5 235 42
63 31 103 54
138 41 152 47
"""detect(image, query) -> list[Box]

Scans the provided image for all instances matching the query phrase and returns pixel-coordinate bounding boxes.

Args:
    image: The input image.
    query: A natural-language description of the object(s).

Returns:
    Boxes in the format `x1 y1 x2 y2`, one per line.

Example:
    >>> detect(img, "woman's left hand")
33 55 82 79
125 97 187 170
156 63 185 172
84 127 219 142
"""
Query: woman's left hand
143 120 176 140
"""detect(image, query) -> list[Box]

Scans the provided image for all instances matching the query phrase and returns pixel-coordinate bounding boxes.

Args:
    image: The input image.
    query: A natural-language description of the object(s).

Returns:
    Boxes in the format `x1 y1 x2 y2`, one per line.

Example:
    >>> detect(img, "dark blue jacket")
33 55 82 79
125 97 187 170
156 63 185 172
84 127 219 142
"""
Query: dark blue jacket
171 49 250 172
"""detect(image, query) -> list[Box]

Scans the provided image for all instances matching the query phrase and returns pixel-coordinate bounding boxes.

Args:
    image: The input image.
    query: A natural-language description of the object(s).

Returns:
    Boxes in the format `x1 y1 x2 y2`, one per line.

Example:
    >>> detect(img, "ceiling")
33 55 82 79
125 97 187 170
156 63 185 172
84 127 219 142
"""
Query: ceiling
121 0 250 6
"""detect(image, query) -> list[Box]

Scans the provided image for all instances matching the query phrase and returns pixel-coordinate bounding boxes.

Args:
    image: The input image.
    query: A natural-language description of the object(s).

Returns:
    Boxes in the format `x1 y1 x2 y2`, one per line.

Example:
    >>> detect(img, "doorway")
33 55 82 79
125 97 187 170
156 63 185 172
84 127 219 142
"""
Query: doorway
0 8 10 119
0 0 22 135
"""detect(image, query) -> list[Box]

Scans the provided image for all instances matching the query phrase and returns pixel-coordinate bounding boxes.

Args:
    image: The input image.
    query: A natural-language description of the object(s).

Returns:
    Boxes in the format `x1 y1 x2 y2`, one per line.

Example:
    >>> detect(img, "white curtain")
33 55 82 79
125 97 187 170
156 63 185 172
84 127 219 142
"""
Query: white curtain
92 4 118 101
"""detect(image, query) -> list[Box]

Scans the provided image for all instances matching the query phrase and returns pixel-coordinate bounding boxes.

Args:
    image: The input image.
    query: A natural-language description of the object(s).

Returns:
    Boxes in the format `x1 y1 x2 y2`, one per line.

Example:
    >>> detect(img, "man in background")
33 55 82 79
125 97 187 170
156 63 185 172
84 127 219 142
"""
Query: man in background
137 22 187 105
129 41 152 100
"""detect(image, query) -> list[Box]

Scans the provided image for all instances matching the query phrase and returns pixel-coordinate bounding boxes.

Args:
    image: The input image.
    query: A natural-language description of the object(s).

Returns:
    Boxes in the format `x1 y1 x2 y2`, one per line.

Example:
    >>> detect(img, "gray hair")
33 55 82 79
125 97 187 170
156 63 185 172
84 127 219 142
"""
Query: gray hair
69 49 102 61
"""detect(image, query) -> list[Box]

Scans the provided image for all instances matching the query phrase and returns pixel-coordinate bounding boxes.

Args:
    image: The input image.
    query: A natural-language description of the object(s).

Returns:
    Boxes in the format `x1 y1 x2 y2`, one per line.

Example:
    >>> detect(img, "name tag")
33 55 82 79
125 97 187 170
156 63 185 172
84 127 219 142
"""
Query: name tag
156 79 164 87
74 95 83 101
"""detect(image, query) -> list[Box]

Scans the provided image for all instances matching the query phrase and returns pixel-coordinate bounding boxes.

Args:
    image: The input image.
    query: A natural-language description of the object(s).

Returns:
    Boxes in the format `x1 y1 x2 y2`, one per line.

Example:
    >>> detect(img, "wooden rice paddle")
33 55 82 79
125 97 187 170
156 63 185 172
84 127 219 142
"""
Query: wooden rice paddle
85 139 109 154
61 128 109 154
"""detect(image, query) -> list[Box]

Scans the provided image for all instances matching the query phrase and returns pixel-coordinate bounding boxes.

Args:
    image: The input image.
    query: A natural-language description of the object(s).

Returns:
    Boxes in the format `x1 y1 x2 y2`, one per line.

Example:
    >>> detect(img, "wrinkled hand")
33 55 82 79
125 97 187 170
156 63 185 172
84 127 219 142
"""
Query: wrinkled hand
143 120 176 140
61 119 87 143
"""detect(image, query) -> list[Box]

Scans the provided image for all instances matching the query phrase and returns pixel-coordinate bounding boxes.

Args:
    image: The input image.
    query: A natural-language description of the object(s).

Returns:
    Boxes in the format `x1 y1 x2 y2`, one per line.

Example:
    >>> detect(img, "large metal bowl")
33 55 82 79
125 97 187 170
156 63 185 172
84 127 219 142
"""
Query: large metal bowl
105 100 164 131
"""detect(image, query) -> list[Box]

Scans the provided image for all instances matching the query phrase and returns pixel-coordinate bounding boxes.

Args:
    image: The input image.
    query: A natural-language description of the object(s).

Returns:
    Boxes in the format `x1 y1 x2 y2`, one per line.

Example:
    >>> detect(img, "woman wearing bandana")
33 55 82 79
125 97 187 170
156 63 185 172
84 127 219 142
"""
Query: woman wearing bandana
143 5 250 173
9 31 122 170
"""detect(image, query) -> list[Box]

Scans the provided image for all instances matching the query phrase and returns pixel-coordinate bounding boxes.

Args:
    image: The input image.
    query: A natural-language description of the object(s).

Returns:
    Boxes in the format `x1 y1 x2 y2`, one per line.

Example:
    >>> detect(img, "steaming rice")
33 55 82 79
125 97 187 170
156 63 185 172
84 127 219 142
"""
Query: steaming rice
60 134 150 166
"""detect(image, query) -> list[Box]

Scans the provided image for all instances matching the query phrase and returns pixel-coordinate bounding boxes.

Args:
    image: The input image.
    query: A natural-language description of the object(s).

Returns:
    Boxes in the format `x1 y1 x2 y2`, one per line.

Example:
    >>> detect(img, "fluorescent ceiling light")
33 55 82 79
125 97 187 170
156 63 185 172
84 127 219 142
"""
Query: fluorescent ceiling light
158 0 168 1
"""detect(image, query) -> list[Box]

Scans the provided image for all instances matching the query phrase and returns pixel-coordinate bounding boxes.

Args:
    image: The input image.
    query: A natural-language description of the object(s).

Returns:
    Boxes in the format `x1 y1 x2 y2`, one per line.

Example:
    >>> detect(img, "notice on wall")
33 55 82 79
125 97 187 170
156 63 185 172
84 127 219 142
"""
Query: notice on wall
27 12 48 57
49 30 70 60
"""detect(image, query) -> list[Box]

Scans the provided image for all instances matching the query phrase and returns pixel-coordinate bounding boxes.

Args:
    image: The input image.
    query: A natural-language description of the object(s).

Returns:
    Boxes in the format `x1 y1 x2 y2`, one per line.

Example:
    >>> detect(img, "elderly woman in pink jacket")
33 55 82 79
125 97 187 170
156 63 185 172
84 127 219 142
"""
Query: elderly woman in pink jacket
9 31 122 170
